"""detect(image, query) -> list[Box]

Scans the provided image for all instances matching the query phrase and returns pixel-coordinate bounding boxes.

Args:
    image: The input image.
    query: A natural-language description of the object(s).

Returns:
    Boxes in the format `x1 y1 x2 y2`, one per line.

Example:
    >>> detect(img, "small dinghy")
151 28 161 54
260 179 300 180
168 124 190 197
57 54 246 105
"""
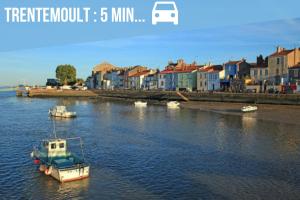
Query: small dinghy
167 101 180 109
31 137 89 183
134 101 147 107
241 105 258 112
49 106 76 118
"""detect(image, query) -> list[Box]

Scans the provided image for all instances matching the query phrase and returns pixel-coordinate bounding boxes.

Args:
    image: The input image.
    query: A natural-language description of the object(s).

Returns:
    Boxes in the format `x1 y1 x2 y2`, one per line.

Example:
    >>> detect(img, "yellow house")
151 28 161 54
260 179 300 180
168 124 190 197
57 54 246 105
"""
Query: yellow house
268 47 300 85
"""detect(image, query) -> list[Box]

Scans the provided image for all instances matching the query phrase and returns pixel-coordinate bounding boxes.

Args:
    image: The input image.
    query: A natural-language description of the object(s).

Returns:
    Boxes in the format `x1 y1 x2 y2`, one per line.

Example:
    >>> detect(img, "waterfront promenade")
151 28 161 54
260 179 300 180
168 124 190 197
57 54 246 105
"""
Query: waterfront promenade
27 88 300 105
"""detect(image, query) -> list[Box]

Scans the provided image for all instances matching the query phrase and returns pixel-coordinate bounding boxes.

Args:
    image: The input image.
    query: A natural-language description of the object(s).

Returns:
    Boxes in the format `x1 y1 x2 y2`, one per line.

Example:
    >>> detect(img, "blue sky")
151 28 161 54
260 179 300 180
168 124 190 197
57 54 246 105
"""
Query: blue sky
0 0 300 86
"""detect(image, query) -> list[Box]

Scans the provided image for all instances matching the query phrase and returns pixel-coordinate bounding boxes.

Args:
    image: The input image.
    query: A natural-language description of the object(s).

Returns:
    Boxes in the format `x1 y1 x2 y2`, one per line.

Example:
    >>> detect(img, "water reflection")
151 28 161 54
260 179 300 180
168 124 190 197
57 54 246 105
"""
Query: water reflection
57 178 90 196
0 92 299 199
242 113 257 130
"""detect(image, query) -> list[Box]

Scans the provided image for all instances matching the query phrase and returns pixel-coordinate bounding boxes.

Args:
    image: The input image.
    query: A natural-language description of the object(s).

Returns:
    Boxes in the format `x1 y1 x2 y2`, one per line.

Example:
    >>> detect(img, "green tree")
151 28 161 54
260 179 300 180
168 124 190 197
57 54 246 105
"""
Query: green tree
56 64 76 85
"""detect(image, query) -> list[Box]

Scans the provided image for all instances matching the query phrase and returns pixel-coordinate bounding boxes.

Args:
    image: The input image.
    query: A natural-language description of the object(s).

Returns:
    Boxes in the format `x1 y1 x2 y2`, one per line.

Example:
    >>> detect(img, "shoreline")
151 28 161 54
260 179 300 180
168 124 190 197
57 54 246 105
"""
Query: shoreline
26 89 300 105
181 101 300 126
15 89 300 125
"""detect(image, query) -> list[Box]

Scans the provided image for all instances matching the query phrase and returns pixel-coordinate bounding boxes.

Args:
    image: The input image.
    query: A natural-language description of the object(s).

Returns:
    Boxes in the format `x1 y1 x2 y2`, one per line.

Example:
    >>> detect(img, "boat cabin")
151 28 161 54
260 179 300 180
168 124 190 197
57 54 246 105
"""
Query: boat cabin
55 106 67 113
42 139 67 157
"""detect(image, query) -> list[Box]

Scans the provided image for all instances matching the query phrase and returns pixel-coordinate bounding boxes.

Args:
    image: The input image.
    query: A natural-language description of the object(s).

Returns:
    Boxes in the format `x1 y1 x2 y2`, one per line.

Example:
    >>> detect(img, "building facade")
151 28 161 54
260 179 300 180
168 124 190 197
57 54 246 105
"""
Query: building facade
159 59 199 91
268 47 300 85
124 66 148 89
177 70 197 92
197 65 222 91
144 72 159 90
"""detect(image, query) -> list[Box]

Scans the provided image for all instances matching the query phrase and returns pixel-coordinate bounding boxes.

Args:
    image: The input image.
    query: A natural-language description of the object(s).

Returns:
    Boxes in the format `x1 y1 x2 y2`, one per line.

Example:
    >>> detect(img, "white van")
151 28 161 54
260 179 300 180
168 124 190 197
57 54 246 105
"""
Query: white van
152 1 178 25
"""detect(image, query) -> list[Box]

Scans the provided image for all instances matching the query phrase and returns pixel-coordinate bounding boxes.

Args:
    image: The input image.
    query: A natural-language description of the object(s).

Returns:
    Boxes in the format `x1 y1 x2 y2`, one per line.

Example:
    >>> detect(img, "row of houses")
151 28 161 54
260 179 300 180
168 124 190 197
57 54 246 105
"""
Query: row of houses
86 46 300 93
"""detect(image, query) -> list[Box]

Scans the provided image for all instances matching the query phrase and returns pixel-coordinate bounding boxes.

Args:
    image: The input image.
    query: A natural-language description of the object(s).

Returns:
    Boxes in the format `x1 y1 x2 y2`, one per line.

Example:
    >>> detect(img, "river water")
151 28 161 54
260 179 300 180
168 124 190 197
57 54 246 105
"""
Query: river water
0 91 299 199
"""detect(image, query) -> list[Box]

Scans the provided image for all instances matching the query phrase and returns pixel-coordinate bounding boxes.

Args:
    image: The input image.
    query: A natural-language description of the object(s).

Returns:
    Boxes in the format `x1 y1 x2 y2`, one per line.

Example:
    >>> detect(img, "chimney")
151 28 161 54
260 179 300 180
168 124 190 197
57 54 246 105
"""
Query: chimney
277 46 284 53
177 59 184 65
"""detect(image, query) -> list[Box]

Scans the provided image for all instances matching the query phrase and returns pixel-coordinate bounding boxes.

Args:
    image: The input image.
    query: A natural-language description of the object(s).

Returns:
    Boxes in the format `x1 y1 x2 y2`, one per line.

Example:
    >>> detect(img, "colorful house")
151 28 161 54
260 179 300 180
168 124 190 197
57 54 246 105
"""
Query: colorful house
220 59 251 91
104 70 124 89
144 70 159 90
158 71 178 91
287 63 300 93
124 66 147 89
288 63 300 84
197 65 222 91
268 46 300 85
177 69 197 92
128 70 151 89
159 59 199 91
90 62 118 89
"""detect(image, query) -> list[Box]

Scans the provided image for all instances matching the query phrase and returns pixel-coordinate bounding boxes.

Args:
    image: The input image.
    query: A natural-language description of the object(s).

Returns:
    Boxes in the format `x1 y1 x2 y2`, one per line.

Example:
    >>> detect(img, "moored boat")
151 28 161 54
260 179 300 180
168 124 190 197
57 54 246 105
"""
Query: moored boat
49 106 76 118
241 105 258 112
167 101 180 109
134 101 147 107
31 137 89 182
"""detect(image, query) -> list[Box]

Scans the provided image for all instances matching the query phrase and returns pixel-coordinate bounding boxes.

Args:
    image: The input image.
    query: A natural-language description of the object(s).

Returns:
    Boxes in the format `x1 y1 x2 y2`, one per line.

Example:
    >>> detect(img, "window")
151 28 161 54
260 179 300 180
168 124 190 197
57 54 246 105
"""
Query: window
59 143 64 149
51 143 56 149
277 58 280 65
276 68 279 75
265 69 268 76
205 81 207 86
254 69 257 77
200 74 202 79
200 82 202 87
161 81 164 86
294 70 298 78
260 69 262 76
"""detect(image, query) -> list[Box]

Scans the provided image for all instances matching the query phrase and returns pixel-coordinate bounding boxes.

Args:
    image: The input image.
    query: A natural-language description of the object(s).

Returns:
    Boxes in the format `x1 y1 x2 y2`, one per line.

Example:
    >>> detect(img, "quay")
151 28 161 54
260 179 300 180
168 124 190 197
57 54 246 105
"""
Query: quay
26 89 300 105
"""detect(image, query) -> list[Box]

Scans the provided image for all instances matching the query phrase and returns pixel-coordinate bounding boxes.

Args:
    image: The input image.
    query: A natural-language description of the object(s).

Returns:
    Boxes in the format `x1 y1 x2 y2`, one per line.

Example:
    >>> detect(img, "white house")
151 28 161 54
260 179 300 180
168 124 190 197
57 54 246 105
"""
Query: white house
197 65 222 91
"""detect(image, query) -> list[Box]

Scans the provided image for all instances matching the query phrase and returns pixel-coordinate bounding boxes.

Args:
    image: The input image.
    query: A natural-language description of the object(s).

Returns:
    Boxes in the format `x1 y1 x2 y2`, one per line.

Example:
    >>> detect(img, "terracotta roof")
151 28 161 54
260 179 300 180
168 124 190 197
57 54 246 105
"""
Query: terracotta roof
128 70 150 77
199 65 223 73
160 64 200 74
269 49 294 57
93 62 117 73
224 60 242 65
160 68 197 74
199 65 222 72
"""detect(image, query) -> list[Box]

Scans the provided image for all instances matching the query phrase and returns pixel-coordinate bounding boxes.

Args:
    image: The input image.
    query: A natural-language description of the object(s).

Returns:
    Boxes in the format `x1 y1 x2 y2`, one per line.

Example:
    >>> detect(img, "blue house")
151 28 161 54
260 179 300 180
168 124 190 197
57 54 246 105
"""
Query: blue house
159 72 178 91
220 59 251 90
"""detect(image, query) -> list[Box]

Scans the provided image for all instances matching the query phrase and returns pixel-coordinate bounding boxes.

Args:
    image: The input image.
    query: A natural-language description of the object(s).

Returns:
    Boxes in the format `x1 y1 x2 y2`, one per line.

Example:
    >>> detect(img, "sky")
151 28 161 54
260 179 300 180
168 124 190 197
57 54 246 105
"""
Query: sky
0 0 300 86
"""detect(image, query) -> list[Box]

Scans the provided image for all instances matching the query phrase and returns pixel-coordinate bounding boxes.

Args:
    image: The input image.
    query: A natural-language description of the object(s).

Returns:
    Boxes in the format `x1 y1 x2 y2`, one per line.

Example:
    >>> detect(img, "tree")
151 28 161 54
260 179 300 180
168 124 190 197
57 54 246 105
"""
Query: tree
56 64 76 85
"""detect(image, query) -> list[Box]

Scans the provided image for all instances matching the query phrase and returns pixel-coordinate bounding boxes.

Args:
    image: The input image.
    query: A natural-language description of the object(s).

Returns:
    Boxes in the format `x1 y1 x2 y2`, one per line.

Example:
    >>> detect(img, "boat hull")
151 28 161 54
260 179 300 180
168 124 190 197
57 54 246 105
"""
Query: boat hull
241 106 258 112
49 111 76 118
134 102 147 107
167 101 180 109
51 165 90 183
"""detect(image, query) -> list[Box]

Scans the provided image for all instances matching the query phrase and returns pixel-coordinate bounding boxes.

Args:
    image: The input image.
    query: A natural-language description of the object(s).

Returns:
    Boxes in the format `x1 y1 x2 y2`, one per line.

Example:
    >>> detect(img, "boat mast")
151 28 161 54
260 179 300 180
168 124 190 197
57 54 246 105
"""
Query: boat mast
52 119 57 138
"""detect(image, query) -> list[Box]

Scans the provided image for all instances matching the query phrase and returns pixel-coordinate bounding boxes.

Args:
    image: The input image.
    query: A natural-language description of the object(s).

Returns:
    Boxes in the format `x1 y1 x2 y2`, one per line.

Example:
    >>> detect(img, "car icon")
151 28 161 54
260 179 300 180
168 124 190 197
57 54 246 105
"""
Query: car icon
152 1 178 25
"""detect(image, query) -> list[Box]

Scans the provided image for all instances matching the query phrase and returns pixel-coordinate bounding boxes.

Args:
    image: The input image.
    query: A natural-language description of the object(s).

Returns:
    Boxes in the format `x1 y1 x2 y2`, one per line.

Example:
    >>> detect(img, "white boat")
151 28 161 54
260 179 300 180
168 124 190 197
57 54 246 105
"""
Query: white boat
134 101 147 107
241 105 258 112
49 106 76 118
167 101 180 109
31 137 89 183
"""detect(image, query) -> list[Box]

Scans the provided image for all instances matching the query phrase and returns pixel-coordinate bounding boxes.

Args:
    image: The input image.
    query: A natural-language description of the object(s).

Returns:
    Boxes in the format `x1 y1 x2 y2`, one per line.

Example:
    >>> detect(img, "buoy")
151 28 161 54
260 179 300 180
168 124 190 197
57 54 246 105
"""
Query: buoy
45 166 52 175
34 159 40 165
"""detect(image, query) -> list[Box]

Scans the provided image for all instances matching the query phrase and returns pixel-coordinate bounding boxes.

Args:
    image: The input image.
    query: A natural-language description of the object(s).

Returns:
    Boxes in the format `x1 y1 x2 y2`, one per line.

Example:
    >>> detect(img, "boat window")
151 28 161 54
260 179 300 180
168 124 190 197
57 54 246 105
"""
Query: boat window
59 143 64 148
51 143 56 149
